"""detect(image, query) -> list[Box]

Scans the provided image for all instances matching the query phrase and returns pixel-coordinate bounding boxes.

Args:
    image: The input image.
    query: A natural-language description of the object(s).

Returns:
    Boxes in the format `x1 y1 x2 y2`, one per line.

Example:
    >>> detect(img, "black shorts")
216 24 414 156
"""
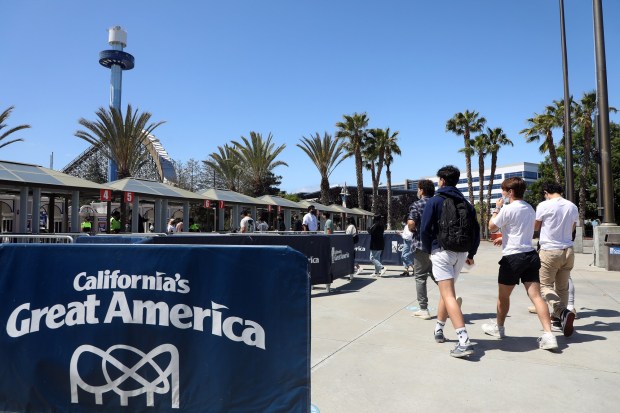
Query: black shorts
498 250 540 285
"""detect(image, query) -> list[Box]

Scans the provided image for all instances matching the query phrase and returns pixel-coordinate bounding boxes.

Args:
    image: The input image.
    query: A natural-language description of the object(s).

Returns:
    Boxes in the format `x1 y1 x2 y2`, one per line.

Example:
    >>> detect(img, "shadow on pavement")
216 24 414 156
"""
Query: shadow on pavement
576 308 620 319
311 278 377 298
572 321 619 333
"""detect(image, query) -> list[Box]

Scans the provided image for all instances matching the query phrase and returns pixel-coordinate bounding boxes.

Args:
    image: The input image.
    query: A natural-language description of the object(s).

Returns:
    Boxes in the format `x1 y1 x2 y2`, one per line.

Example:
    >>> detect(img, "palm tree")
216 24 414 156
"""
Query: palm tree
484 127 513 228
446 110 487 204
336 112 369 210
231 132 288 197
297 132 347 205
382 128 401 229
363 128 387 214
203 144 242 191
520 113 562 183
573 91 617 226
75 104 165 179
0 106 30 149
468 134 489 238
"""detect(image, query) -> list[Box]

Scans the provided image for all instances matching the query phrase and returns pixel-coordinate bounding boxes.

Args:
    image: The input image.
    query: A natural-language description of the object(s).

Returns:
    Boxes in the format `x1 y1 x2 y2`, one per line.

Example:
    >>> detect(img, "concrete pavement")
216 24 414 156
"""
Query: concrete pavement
310 242 620 413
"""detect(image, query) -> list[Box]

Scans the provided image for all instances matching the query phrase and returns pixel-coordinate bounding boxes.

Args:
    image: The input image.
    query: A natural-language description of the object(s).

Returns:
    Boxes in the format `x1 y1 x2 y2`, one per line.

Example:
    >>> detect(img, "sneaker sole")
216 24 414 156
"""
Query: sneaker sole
450 349 474 358
434 335 445 343
563 311 576 337
540 343 559 351
414 314 432 320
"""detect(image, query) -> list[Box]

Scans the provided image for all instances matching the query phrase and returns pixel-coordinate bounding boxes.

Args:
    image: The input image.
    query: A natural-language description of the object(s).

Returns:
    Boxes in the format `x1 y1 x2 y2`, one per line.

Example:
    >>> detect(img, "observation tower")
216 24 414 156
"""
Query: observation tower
99 26 135 182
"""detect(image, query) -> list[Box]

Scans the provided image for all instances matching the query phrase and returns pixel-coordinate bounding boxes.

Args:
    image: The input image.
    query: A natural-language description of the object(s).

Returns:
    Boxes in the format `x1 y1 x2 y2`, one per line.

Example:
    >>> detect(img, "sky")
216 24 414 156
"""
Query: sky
2 0 619 193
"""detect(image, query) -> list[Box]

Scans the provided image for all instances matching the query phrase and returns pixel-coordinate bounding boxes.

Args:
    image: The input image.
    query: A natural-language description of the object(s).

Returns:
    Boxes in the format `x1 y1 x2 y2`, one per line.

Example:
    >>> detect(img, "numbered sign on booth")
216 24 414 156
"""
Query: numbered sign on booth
124 192 134 203
218 201 225 209
100 189 112 201
267 205 272 212
204 200 211 208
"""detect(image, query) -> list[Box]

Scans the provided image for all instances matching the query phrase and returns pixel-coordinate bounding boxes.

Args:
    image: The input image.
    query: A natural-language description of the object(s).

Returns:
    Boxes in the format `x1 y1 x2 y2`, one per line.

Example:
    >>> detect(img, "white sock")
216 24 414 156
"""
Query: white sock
567 304 575 311
455 327 470 346
435 321 446 334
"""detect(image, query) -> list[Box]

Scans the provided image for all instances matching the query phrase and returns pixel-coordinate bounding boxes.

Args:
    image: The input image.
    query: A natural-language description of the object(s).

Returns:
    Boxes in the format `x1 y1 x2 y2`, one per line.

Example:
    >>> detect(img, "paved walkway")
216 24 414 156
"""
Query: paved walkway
310 242 620 413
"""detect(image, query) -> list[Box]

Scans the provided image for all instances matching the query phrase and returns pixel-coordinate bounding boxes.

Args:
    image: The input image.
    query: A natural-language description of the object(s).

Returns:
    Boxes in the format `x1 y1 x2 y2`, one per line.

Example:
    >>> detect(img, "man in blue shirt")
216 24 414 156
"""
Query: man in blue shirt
420 165 480 358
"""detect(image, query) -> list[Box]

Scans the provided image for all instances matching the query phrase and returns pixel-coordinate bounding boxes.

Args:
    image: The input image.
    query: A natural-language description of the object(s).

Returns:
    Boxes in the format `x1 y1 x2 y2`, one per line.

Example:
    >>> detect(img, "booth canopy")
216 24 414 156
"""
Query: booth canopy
107 178 206 202
257 195 305 209
199 188 270 206
0 160 113 194
350 207 375 216
297 200 342 213
328 204 366 215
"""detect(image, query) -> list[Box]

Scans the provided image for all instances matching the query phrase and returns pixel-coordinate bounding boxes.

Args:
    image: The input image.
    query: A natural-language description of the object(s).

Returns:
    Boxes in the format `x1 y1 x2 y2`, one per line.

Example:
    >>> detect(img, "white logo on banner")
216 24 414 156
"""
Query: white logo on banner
392 241 404 253
70 344 180 408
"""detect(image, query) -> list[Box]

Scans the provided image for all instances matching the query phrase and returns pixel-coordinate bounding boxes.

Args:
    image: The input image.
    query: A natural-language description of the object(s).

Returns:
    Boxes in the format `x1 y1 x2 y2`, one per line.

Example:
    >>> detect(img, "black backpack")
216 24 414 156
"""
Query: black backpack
437 194 474 252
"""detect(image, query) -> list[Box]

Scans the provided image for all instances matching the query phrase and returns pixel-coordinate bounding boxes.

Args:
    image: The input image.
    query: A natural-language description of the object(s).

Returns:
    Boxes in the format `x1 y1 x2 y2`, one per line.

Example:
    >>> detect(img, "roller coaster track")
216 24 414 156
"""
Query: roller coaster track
61 133 177 183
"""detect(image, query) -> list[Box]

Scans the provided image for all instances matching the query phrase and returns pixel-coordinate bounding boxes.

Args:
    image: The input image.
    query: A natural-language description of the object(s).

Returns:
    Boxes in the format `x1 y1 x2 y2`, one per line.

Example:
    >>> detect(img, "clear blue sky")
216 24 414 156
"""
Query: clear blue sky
2 1 619 193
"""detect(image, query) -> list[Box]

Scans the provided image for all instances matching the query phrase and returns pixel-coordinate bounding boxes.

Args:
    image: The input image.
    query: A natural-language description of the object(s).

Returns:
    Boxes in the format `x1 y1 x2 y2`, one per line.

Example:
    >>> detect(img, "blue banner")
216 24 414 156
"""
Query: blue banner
0 244 310 413
355 233 405 266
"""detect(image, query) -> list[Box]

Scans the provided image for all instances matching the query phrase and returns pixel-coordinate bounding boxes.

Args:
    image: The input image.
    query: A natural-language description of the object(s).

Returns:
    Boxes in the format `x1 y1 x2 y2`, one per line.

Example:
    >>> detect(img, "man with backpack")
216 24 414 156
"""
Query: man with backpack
420 165 480 358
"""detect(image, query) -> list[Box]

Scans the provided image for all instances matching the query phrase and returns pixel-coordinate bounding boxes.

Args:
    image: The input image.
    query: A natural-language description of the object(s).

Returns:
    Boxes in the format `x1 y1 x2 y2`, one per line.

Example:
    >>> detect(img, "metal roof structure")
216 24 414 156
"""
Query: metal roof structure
257 195 305 209
199 188 270 205
327 204 366 216
107 178 206 202
0 160 112 194
297 200 342 213
349 207 375 216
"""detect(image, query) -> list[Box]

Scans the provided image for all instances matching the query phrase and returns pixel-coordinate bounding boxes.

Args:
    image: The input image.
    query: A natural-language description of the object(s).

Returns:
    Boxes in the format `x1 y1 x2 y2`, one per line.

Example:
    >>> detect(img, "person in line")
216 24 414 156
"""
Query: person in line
256 214 269 232
110 211 122 234
167 218 176 234
302 205 318 231
175 219 184 233
345 217 361 275
239 210 255 233
408 179 437 320
482 177 558 350
369 215 386 277
323 212 334 234
292 214 303 231
535 181 578 337
276 215 286 231
420 165 480 358
400 214 414 276
81 216 92 233
189 218 200 232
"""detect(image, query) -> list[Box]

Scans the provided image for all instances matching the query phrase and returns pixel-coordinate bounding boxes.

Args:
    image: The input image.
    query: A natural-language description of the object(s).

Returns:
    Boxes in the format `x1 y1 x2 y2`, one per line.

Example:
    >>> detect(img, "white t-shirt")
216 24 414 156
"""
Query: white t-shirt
491 200 535 256
536 197 578 250
345 224 357 236
302 212 318 231
240 216 255 233
401 223 413 241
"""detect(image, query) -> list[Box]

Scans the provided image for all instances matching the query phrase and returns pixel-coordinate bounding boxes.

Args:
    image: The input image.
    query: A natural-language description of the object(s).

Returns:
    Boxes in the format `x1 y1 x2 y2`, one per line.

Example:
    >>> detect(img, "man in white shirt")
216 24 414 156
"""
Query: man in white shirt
302 206 318 231
483 177 558 350
239 210 255 233
535 181 578 337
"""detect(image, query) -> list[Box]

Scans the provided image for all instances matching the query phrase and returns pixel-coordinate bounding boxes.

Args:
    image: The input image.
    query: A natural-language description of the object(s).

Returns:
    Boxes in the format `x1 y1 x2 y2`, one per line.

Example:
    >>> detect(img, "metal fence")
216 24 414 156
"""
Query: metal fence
1 234 76 244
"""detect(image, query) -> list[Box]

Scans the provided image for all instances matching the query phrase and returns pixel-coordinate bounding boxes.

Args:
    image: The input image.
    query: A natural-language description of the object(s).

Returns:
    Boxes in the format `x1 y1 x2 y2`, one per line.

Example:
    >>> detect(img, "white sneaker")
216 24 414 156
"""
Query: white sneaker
482 322 505 338
538 332 558 351
412 309 432 320
379 267 387 277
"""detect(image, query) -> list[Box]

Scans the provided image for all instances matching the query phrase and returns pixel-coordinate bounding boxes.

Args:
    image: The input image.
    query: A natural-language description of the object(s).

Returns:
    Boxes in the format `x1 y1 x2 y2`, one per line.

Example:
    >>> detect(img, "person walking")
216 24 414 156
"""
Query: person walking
408 179 437 320
302 206 318 231
346 217 361 275
323 212 334 234
400 215 414 276
482 177 558 350
535 181 578 337
369 215 386 277
420 165 480 358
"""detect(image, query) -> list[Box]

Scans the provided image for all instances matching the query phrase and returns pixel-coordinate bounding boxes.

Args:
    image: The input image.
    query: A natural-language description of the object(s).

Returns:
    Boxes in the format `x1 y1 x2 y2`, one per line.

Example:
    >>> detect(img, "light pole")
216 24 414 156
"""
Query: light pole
559 0 575 203
592 0 615 225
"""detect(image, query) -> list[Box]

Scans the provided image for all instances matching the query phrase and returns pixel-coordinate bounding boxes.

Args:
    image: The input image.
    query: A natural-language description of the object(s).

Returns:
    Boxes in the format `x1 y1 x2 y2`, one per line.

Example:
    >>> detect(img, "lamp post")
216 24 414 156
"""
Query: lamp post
340 183 350 208
592 0 615 225
559 0 575 203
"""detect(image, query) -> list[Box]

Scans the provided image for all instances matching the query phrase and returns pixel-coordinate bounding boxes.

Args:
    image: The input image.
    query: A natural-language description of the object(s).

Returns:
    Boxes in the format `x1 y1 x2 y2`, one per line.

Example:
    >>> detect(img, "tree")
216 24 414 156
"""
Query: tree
484 127 513 231
470 134 489 237
174 158 207 192
0 106 30 149
363 128 387 214
382 128 401 230
520 112 562 183
297 132 347 205
446 110 487 205
75 104 165 179
203 144 242 191
336 112 370 210
231 132 288 197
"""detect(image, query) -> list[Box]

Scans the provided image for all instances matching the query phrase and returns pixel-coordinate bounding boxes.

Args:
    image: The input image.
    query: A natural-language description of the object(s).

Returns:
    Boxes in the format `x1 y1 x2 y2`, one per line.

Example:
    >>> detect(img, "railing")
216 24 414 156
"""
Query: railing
1 234 76 244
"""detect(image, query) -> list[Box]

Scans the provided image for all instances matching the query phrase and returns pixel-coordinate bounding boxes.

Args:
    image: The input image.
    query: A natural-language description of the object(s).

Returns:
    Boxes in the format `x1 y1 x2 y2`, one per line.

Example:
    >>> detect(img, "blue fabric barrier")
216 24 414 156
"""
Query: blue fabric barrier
75 235 155 244
0 244 310 413
355 232 406 266
146 234 354 285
